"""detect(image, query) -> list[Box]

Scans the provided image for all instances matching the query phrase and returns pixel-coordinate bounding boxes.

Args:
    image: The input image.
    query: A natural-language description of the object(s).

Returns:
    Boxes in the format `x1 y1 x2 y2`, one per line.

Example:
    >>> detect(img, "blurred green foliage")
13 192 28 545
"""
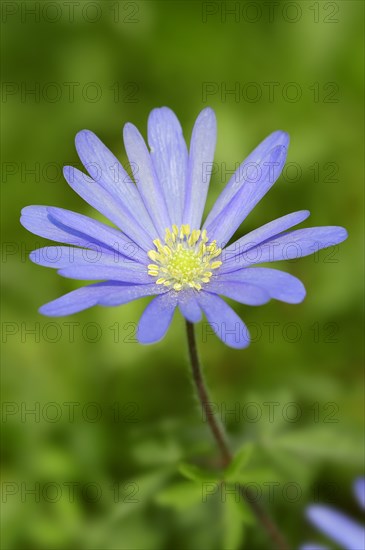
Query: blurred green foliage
1 1 364 549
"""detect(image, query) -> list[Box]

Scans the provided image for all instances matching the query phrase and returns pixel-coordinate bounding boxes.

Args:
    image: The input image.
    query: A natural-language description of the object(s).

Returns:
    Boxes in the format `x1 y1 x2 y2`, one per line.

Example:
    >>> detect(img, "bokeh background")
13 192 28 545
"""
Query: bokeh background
1 1 364 549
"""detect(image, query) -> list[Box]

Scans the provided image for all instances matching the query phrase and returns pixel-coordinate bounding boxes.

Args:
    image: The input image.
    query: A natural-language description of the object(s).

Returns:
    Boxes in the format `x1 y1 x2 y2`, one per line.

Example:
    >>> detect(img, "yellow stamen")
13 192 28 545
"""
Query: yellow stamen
146 225 222 291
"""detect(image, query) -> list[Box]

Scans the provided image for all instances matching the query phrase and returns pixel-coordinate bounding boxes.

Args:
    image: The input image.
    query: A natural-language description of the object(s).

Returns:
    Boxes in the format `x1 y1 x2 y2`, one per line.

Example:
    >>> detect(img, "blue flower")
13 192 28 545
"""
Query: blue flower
21 107 347 348
302 478 365 550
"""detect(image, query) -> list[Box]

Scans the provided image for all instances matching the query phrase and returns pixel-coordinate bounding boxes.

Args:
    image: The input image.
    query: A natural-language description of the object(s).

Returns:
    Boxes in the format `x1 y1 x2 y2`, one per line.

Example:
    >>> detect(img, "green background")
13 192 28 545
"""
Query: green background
1 1 364 549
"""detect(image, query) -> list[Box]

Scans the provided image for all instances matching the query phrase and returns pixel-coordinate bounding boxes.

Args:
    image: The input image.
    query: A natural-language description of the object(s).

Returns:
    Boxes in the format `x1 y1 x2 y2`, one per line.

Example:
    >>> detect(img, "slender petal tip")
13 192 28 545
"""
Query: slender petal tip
354 478 365 509
196 106 216 121
75 129 91 145
335 226 348 243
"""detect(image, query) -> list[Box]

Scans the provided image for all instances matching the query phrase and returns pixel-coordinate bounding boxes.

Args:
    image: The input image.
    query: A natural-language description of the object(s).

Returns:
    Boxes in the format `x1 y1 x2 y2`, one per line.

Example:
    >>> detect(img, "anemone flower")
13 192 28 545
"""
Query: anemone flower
21 107 347 349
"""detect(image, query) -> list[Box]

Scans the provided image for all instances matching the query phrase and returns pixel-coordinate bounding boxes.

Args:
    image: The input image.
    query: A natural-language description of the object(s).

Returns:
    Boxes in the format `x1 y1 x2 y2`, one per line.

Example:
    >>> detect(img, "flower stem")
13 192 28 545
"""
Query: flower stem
185 321 290 550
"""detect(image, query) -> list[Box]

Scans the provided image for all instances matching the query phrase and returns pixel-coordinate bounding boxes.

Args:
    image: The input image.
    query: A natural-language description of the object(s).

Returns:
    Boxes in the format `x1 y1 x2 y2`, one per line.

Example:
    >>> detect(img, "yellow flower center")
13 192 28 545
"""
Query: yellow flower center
147 225 222 291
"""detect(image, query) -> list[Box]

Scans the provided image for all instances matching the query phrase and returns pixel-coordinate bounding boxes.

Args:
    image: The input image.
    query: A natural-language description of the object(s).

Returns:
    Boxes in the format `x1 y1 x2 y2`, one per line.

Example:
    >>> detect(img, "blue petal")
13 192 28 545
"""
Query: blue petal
221 226 348 268
47 207 147 263
63 166 152 251
306 505 365 550
204 131 289 243
30 246 124 268
204 144 288 246
196 291 250 349
39 282 166 317
178 292 202 322
75 130 156 236
216 268 306 304
58 265 151 283
206 280 270 306
148 107 188 226
137 293 177 344
243 130 290 165
30 246 150 283
21 205 108 250
354 478 365 510
220 210 310 272
123 122 171 238
183 108 217 229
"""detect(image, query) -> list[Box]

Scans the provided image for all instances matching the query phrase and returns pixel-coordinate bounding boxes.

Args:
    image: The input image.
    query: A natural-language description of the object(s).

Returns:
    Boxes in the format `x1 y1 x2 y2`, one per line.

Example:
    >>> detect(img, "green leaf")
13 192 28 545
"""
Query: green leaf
222 495 246 550
178 462 220 483
154 481 203 510
224 444 254 483
238 499 256 526
222 483 258 526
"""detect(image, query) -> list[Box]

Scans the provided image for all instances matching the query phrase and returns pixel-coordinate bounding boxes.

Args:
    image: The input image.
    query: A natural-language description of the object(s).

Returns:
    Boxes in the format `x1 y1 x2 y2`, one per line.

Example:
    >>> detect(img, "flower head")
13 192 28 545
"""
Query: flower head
301 478 365 550
21 107 348 348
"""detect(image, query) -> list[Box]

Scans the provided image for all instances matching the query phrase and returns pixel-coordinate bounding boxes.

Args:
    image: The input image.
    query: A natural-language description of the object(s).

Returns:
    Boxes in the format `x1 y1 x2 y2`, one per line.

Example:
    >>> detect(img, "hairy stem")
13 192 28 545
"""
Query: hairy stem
185 321 290 550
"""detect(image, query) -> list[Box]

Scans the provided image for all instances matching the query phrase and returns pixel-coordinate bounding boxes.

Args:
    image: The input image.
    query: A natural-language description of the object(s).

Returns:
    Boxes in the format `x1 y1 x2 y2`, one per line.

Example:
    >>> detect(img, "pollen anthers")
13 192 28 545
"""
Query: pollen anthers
147 225 222 291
